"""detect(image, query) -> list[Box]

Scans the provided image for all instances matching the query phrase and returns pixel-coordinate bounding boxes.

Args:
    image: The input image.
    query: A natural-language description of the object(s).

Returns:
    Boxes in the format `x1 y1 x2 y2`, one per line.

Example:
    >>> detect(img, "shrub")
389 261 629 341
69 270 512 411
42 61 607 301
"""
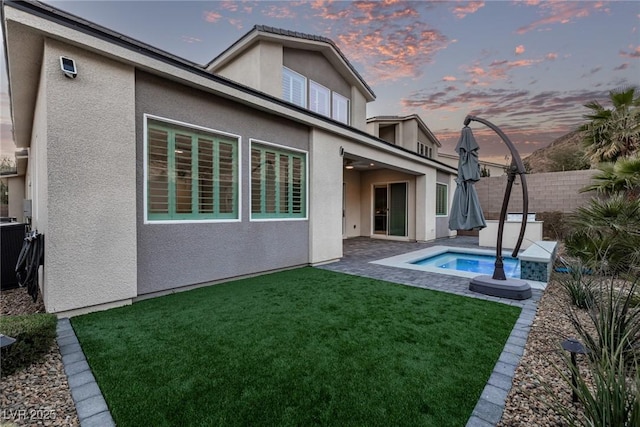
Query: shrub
555 260 596 309
538 211 569 241
0 313 57 377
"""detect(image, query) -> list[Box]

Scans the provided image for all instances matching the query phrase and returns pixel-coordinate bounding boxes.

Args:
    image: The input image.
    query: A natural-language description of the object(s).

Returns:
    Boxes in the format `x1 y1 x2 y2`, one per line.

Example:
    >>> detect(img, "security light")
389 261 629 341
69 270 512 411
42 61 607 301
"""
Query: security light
60 56 77 78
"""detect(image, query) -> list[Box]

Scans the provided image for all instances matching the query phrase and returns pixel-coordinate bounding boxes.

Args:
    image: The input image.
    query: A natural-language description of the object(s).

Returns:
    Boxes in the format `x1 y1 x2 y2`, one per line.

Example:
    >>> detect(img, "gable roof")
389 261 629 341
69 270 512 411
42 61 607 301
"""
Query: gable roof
206 25 375 102
367 115 442 147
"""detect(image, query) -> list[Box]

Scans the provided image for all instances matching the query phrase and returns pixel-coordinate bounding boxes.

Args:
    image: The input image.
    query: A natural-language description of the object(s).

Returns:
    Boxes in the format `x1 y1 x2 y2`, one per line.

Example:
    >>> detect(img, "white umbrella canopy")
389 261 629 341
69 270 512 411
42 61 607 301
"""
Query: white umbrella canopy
448 126 487 231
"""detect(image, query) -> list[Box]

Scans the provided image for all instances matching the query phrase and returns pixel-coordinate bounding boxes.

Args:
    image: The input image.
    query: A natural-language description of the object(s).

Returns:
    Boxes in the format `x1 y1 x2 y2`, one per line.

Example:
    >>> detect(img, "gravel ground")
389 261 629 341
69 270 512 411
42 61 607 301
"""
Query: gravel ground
0 288 79 427
499 278 591 426
1 277 592 427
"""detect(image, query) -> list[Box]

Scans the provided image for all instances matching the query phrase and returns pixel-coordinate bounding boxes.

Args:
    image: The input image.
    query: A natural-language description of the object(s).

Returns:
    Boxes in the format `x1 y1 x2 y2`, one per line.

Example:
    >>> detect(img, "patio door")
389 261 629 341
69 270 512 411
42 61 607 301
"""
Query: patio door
373 183 407 237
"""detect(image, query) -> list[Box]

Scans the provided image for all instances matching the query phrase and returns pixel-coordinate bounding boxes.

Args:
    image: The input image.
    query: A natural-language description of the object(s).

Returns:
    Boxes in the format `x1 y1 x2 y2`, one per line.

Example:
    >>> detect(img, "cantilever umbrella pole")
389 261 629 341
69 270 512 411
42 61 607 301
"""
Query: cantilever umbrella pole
463 115 529 279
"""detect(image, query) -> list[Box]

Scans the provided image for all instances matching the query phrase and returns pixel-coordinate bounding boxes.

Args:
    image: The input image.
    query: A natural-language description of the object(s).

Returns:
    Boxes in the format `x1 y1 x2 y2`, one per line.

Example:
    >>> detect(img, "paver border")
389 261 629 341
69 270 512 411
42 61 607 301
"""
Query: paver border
57 318 115 427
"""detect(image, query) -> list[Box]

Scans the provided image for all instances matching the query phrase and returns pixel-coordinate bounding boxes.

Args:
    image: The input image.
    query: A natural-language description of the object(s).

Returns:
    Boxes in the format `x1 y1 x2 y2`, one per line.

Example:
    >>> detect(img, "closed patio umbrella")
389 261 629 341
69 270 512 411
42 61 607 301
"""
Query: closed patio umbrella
448 126 486 231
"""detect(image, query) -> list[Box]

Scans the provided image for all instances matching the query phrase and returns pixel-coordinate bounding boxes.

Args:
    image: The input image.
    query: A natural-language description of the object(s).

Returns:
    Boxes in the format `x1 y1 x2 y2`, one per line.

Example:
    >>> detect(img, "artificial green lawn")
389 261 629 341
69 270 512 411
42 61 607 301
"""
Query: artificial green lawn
72 267 520 426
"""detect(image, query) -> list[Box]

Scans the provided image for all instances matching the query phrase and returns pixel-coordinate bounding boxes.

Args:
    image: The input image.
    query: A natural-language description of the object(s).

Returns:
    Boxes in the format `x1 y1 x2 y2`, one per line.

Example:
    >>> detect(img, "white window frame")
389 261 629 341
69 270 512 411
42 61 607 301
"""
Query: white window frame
332 92 350 124
143 114 242 224
309 80 330 117
282 67 307 108
249 139 309 222
436 183 448 217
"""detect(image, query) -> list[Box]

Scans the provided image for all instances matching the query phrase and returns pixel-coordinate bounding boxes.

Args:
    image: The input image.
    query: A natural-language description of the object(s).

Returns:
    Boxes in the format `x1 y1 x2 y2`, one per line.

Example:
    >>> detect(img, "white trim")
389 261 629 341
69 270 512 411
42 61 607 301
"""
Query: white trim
309 80 330 117
435 182 448 217
282 66 307 107
142 113 242 224
249 138 309 222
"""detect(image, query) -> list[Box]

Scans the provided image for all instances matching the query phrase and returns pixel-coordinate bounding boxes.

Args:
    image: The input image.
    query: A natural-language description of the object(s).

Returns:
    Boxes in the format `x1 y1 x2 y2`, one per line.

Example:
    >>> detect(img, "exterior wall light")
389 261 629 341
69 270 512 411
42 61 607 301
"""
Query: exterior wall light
60 56 77 79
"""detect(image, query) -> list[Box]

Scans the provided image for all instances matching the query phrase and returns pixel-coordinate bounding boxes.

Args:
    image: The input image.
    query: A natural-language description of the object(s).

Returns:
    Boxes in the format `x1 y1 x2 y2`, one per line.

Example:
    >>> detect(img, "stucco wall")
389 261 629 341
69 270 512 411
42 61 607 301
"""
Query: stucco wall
343 169 362 238
214 41 283 99
308 129 343 263
475 169 598 216
283 48 351 98
43 39 138 313
135 71 311 295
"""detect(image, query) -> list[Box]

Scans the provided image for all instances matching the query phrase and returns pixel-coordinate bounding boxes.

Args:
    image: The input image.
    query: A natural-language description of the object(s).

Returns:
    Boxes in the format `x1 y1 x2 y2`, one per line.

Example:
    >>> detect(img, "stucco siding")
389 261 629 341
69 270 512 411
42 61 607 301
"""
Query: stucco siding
343 169 361 238
214 41 283 98
135 71 310 294
44 39 137 313
308 129 343 263
283 48 350 98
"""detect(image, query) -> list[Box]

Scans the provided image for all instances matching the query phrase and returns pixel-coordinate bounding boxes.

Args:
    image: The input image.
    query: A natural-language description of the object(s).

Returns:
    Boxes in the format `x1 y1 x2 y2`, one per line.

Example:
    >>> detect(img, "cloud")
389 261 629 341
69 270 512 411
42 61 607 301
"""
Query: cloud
262 4 297 19
181 36 202 44
203 11 222 23
545 52 558 60
516 2 606 34
452 1 485 19
515 45 525 55
620 45 640 58
402 87 613 157
443 76 457 82
614 63 629 71
581 66 602 78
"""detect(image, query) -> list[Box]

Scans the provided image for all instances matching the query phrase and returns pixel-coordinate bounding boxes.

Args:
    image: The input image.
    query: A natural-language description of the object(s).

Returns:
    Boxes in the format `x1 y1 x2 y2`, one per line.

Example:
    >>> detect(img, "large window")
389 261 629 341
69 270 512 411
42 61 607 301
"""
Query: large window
436 183 448 216
146 117 239 221
282 67 306 108
251 141 306 219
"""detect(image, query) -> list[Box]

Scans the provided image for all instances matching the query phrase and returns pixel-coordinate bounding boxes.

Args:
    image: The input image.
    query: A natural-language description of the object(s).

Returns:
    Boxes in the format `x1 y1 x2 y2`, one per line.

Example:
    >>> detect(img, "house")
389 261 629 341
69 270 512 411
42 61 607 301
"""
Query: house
438 153 506 177
2 0 457 316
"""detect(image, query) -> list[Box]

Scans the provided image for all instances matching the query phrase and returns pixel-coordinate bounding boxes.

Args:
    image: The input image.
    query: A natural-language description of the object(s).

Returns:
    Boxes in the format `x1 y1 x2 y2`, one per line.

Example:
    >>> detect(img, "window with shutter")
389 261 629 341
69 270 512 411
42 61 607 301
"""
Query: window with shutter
332 92 349 124
436 183 448 216
251 140 307 219
282 67 306 107
145 117 239 222
309 80 330 117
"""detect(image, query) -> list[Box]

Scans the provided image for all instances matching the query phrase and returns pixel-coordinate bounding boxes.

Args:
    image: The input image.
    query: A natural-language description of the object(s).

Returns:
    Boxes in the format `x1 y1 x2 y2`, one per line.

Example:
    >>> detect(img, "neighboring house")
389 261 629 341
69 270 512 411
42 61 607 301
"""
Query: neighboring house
367 115 440 160
438 153 506 177
2 1 457 315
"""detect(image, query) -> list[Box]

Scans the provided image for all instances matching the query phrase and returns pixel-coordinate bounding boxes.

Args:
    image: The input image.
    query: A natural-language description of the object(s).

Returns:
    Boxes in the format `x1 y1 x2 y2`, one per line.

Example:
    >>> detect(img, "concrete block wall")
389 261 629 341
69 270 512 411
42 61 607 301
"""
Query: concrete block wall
476 170 597 216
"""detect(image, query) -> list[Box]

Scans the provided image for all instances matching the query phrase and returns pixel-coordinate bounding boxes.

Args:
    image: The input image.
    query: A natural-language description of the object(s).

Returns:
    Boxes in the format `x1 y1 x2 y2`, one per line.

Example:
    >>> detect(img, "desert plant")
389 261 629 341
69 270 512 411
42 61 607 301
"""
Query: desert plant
580 86 640 163
565 194 640 274
552 344 639 427
571 276 640 368
0 313 57 377
555 260 596 309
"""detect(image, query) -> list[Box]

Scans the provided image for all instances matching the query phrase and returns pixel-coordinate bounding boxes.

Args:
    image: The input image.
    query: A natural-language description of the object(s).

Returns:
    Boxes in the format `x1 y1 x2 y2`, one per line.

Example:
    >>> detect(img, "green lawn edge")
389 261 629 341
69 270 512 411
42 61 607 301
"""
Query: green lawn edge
72 267 520 427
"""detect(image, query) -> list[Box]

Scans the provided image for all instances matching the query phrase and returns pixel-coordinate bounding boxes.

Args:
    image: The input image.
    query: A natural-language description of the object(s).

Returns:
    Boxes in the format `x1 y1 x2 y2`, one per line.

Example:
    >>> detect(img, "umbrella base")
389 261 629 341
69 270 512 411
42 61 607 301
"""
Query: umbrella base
469 275 532 300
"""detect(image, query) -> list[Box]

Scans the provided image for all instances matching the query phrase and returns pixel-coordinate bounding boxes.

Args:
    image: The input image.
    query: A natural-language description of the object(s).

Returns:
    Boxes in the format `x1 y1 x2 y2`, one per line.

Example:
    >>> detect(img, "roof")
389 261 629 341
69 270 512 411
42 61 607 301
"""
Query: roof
206 25 375 102
367 114 442 147
2 0 455 175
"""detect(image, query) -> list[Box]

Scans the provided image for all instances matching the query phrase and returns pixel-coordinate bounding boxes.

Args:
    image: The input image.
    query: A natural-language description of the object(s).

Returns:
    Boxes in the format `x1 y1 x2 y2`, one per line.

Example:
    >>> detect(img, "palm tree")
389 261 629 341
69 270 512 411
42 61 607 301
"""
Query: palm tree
581 87 640 163
583 154 640 200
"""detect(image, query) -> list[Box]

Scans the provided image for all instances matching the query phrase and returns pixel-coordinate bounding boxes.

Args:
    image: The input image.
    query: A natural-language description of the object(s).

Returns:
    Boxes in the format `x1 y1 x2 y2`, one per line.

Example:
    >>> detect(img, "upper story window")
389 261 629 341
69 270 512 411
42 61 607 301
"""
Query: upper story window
145 116 239 222
281 67 350 124
309 81 330 117
417 141 433 159
282 67 306 108
332 92 350 124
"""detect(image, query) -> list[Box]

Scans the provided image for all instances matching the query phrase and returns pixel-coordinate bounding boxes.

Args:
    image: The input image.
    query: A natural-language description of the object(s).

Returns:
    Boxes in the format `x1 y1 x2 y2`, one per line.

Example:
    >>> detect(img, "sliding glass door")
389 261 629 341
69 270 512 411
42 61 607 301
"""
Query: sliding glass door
373 183 407 237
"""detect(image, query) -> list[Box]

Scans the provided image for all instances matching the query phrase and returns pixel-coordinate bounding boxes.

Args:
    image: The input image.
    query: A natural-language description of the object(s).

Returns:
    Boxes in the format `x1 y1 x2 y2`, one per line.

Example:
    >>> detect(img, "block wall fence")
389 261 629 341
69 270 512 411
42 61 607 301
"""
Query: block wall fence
475 169 598 218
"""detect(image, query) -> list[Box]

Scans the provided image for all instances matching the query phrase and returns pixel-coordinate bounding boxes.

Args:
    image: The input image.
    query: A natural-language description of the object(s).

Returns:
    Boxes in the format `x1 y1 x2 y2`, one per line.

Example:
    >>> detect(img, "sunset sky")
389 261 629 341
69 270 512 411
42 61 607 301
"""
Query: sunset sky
1 0 639 163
